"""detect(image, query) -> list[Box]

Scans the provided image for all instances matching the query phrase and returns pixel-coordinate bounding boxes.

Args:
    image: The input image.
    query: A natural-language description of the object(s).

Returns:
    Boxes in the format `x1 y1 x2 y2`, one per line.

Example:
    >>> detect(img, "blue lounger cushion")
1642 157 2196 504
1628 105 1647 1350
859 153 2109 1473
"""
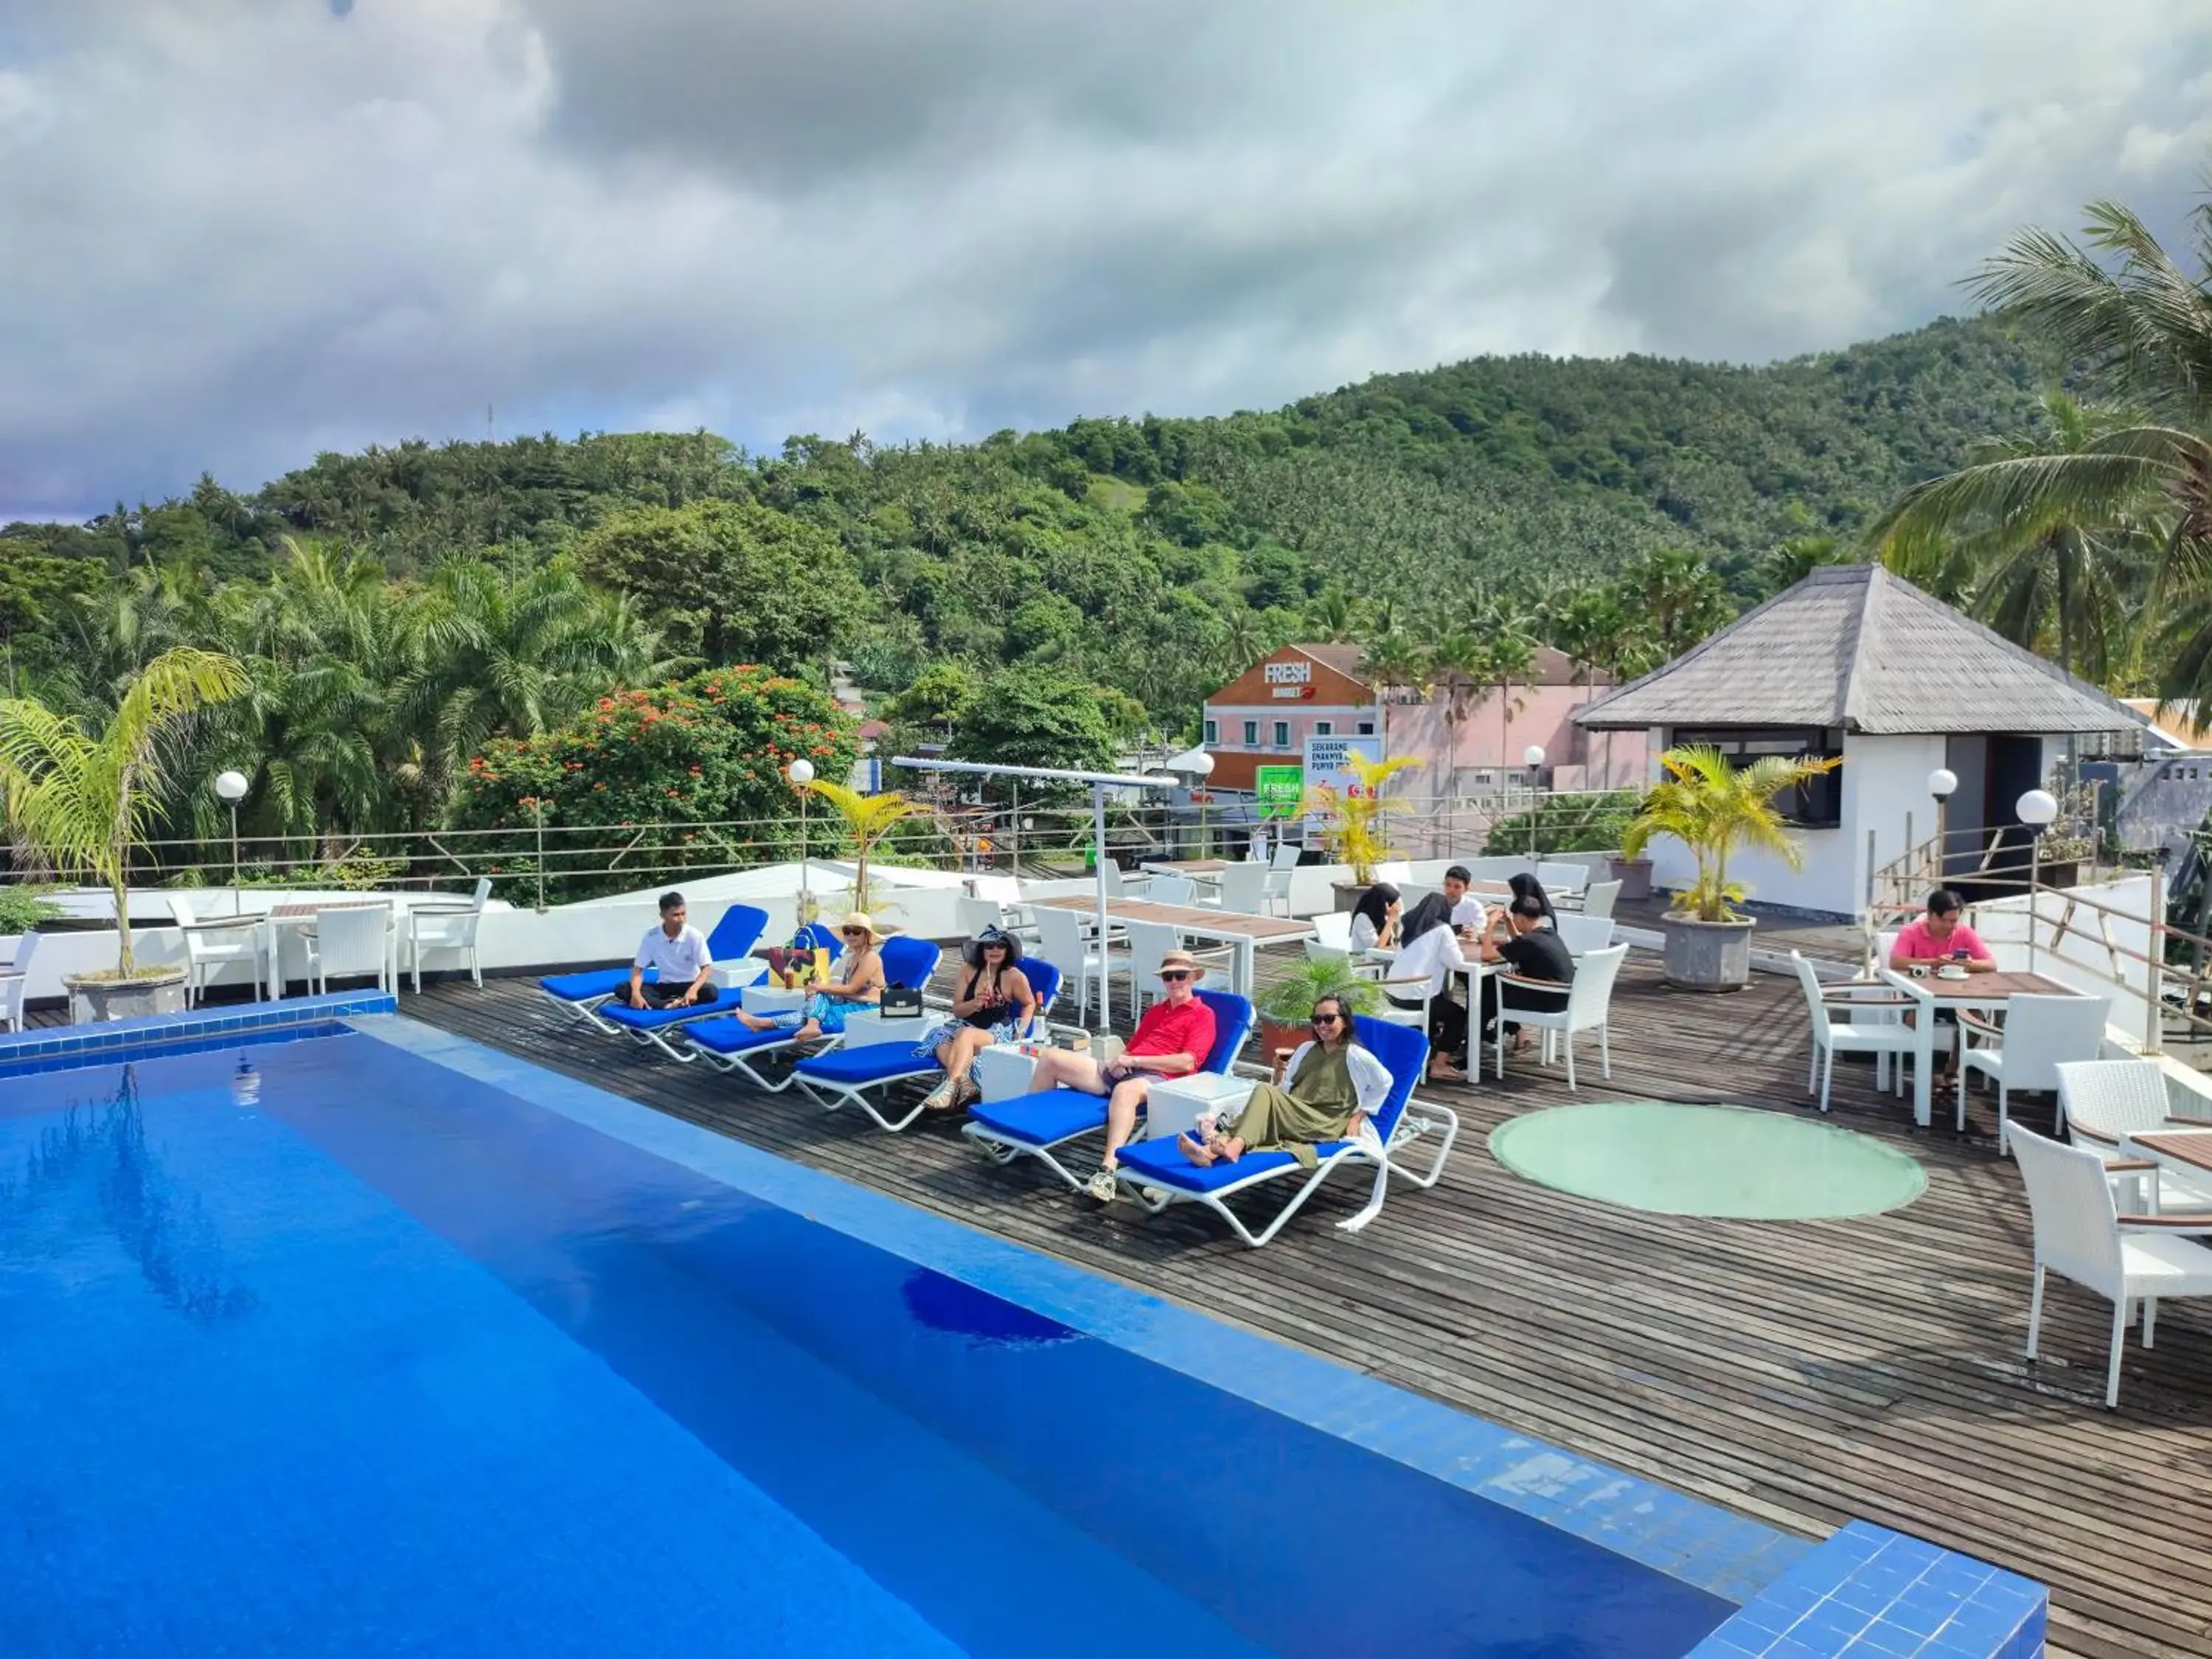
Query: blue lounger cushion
1114 1135 1353 1194
599 996 737 1032
684 1016 800 1056
793 1045 935 1085
966 1088 1111 1148
542 966 653 1002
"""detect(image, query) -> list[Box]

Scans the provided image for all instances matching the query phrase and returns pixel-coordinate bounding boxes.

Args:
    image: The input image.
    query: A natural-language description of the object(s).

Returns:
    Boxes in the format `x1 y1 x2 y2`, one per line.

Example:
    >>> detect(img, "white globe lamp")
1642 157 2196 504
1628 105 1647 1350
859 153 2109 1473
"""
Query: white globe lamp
215 771 249 914
788 759 816 910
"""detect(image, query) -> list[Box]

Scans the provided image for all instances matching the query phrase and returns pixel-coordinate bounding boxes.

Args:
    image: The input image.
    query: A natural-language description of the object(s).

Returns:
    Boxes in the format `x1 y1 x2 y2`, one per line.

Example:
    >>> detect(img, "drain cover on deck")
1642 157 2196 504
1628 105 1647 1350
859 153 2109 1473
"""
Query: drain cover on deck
1489 1102 1927 1220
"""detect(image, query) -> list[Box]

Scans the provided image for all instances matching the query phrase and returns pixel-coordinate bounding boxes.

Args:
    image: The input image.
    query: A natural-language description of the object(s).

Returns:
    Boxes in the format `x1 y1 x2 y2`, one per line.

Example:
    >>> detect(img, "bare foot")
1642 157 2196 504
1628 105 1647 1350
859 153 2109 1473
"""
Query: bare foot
792 1020 823 1041
1429 1061 1467 1082
1215 1136 1247 1164
1178 1133 1217 1166
735 1011 773 1032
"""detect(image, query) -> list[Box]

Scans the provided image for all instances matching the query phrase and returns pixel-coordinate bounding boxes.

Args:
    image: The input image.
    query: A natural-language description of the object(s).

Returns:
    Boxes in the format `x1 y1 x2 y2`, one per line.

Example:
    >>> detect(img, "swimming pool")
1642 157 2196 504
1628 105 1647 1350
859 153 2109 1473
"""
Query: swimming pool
2 1022 1774 1655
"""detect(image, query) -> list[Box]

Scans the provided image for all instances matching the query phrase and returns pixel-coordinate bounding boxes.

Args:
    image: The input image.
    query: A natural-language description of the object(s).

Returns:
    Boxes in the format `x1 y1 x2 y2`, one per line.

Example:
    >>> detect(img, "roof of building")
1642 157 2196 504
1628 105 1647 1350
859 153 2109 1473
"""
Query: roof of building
1573 563 2145 735
1289 642 1368 682
2122 699 2208 752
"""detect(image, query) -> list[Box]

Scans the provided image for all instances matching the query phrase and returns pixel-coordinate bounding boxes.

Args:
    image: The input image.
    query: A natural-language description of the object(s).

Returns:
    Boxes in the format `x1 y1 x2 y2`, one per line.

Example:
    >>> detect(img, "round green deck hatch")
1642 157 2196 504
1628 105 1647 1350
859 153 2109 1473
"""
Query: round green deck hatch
1489 1101 1927 1220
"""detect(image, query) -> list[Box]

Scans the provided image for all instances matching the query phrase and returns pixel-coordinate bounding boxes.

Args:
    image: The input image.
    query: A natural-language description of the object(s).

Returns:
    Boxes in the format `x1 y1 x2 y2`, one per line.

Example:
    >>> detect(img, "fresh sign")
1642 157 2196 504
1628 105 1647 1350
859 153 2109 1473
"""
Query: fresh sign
1254 765 1304 818
1262 661 1312 685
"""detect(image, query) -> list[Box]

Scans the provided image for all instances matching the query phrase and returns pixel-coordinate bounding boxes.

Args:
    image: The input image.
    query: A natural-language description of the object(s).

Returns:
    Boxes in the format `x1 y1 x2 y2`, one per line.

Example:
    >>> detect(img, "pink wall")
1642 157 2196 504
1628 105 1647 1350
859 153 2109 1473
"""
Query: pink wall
1386 684 1648 795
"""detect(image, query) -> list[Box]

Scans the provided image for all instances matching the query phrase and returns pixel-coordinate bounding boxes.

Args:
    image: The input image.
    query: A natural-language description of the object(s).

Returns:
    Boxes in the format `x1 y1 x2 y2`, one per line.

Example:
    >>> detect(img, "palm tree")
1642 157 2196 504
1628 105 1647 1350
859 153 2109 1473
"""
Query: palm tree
799 778 933 914
1424 633 1489 799
1304 588 1363 641
1620 745 1842 922
1871 393 2154 686
0 648 248 975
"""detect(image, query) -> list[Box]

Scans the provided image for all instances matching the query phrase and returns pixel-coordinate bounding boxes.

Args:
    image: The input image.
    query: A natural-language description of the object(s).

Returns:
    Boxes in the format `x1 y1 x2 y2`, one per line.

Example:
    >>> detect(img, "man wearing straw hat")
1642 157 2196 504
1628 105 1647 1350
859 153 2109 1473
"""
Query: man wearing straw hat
1026 947 1217 1202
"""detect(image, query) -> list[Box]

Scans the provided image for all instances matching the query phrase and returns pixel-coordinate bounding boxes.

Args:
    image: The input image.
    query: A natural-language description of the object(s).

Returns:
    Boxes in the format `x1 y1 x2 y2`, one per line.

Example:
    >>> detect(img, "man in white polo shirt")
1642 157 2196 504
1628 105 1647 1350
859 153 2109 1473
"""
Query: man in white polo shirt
626 891 719 1010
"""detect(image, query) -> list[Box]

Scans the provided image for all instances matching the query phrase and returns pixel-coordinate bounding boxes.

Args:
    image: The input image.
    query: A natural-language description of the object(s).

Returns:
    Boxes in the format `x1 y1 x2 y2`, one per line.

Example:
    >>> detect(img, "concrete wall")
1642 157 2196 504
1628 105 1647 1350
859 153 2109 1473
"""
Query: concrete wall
1392 687 1648 796
1965 874 2159 1053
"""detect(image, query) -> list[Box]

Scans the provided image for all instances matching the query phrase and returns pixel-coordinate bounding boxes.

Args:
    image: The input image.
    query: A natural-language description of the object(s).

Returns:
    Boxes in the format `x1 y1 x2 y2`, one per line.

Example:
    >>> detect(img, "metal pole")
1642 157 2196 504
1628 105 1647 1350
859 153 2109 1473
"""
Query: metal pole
1010 782 1020 874
798 792 810 919
2148 862 2166 1057
2027 832 2039 975
534 802 546 914
1091 782 1111 1034
229 804 241 917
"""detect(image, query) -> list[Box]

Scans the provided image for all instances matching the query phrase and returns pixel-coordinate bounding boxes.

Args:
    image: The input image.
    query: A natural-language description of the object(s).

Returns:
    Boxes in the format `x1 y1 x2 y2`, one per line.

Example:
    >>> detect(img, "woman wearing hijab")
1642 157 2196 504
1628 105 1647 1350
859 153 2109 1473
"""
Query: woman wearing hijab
1349 882 1401 952
1506 872 1556 925
917 926 1037 1112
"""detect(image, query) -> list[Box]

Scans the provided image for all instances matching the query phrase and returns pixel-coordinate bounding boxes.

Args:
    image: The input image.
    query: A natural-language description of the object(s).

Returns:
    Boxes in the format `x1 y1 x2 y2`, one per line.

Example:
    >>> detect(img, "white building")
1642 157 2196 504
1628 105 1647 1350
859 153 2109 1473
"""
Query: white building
1573 563 2148 919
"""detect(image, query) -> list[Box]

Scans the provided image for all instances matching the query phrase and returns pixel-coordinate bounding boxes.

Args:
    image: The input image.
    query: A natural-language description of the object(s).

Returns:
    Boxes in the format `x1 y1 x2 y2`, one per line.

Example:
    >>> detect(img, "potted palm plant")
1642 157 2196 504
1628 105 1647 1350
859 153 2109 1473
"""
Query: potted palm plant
1301 754 1420 911
799 777 933 920
1251 953 1382 1060
0 648 248 1021
1619 744 1840 992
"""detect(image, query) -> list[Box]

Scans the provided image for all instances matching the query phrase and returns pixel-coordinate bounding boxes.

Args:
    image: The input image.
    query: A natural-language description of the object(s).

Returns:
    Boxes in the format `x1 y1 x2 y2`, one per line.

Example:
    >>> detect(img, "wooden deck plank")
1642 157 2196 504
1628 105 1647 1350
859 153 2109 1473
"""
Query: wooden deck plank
408 953 2212 1659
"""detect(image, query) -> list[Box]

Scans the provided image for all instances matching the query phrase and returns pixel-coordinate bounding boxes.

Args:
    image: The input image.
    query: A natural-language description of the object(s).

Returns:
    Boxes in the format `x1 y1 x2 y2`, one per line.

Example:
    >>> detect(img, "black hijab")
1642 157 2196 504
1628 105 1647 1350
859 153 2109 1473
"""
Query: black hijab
1352 882 1399 937
1508 872 1556 923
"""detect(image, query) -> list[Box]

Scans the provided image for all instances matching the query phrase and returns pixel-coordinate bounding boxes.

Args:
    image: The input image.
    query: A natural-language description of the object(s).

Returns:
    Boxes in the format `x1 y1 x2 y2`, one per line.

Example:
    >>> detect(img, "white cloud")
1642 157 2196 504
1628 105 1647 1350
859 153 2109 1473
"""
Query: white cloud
2 0 2209 518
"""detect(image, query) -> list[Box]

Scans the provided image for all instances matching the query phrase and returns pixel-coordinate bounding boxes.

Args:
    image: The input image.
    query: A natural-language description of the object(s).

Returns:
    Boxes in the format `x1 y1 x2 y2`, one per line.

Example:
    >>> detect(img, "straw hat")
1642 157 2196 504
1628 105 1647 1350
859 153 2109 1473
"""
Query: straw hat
961 925 1023 969
1155 947 1206 979
838 911 888 943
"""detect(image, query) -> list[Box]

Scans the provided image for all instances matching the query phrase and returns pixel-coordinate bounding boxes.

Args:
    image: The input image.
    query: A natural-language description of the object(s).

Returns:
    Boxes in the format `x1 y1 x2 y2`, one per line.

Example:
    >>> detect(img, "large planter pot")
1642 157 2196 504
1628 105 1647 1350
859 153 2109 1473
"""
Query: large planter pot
1332 881 1367 914
1657 912 1756 992
63 969 188 1024
1257 1019 1307 1068
1608 857 1654 902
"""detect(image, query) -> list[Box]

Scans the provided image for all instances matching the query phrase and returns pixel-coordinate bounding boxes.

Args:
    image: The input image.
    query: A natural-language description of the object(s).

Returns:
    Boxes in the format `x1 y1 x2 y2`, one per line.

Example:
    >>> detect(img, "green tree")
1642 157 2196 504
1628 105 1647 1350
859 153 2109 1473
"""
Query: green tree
575 499 870 672
947 669 1116 799
1615 549 1735 659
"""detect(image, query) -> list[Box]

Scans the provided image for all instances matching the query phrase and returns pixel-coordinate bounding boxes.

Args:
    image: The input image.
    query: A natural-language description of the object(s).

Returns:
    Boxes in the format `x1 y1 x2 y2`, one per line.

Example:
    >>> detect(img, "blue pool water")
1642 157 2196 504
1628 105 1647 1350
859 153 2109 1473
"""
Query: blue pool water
2 1029 1735 1657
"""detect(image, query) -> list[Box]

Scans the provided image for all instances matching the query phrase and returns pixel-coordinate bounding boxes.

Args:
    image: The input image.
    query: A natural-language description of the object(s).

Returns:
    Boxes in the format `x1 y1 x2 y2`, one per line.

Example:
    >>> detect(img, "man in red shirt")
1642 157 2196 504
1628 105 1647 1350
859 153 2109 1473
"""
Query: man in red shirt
1026 947 1218 1202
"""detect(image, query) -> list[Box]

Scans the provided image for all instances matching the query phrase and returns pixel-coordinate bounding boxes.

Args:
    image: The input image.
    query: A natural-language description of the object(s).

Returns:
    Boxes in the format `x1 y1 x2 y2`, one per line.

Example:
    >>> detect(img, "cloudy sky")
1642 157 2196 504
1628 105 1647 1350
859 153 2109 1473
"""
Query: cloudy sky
4 1 2211 521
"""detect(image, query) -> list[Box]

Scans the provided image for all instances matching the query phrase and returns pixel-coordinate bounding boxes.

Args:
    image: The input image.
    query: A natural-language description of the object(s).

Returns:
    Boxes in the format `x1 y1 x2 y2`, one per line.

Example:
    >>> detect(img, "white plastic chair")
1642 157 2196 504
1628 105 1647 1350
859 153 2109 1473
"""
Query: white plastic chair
406 877 491 993
2058 1059 2212 1222
954 895 1008 939
302 904 392 995
1264 844 1299 915
1031 904 1127 1026
1495 943 1626 1089
1553 914 1614 956
2011 1125 2212 1408
1147 872 1197 908
1578 879 1621 920
1213 863 1270 915
1123 919 1233 1020
1101 862 1151 900
1793 951 1921 1113
1310 911 1354 953
1958 992 2112 1154
168 892 266 1006
0 931 39 1031
1536 861 1589 900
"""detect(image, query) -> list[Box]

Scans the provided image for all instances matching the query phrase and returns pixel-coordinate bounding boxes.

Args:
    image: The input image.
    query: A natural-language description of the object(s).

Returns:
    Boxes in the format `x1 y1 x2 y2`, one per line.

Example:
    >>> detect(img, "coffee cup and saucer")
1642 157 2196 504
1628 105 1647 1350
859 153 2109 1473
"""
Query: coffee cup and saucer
1936 964 1969 981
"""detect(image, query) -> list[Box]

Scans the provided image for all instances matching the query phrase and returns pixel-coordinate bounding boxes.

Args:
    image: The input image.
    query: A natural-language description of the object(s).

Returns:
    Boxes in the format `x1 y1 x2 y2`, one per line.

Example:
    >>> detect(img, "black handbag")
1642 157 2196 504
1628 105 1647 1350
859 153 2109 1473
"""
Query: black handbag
880 982 924 1019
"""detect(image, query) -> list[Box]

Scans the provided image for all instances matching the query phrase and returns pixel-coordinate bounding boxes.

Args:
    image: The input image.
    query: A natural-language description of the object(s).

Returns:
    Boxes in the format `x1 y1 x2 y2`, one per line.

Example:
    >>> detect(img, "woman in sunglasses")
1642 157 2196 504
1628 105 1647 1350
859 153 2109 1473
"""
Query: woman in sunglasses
1178 994 1387 1167
1026 948 1217 1203
732 911 887 1042
917 926 1037 1113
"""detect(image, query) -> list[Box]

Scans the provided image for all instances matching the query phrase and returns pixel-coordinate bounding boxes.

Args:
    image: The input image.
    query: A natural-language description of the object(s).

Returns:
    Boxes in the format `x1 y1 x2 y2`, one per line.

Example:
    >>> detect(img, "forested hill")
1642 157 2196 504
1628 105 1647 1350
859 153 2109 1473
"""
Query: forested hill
1 313 2055 728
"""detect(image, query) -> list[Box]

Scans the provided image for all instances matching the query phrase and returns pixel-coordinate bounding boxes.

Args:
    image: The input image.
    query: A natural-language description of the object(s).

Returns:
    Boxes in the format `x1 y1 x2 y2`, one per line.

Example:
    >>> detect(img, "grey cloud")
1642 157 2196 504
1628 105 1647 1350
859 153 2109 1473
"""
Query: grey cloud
2 0 2211 521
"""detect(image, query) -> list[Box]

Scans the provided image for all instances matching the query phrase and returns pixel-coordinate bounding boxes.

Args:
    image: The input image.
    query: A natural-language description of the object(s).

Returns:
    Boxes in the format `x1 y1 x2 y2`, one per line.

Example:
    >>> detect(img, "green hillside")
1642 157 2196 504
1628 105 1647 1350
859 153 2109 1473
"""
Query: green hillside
0 313 2057 759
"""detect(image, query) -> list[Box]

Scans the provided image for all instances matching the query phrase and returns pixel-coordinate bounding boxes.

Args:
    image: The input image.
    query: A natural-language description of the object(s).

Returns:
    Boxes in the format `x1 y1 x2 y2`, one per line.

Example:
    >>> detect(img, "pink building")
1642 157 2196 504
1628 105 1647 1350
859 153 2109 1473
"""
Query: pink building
1200 644 1645 798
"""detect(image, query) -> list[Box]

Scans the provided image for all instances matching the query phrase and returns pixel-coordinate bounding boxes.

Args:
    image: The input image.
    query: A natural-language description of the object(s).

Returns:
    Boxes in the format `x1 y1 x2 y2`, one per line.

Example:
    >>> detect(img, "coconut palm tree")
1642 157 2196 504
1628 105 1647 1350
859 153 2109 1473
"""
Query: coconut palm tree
1871 393 2156 686
1359 629 1429 756
0 647 248 975
1424 633 1491 799
799 778 933 915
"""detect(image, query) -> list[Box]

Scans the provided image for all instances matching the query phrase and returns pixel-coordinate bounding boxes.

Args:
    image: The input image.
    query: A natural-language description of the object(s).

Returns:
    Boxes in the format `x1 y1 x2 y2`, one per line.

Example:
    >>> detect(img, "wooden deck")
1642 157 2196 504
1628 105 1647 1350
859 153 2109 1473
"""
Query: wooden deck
409 953 2212 1659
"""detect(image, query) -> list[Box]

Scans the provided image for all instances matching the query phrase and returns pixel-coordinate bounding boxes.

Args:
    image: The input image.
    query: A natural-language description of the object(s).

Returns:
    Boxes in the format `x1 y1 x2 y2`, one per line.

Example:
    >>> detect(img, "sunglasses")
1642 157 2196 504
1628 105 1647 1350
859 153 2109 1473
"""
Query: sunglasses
1159 970 1192 982
841 928 868 937
1310 1012 1341 1026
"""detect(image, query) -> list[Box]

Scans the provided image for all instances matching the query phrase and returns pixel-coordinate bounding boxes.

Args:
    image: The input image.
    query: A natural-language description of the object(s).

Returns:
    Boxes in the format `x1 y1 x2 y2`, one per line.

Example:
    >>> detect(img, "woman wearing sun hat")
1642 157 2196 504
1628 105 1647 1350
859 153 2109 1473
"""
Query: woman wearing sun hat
734 911 887 1042
916 925 1037 1113
1026 947 1217 1201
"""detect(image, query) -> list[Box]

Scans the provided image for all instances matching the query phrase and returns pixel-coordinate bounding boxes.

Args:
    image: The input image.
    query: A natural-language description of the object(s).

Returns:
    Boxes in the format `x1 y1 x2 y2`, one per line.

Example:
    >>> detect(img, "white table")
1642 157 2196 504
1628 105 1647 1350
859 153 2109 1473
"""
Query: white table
1029 897 1312 997
740 984 807 1016
973 1043 1043 1105
1144 1070 1256 1144
836 1009 931 1051
1877 968 2087 1130
262 901 394 1000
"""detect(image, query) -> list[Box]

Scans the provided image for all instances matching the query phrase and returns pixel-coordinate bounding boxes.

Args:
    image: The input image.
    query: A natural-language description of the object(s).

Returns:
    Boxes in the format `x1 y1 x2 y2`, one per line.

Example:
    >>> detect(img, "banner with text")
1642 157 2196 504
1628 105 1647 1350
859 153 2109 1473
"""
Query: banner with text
1303 734 1385 796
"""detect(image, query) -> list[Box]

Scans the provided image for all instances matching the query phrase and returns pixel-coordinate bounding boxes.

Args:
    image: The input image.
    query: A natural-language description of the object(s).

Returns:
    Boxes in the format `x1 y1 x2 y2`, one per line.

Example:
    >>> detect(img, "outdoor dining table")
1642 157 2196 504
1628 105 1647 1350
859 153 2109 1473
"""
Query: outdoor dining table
262 899 394 1001
2122 1129 2212 1210
1028 895 1312 996
1138 859 1230 877
1877 967 2084 1130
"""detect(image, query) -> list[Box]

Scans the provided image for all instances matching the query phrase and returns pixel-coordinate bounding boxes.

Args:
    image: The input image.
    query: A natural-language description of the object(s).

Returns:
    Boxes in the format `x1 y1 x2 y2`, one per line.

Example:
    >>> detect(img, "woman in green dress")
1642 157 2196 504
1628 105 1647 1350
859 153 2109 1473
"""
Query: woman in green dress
1178 994 1393 1168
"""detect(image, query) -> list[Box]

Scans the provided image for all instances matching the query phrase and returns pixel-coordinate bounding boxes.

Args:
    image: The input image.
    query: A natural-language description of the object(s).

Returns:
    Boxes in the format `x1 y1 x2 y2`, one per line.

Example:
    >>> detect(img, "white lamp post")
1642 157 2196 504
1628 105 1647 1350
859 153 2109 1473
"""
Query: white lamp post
2017 787 2058 970
787 759 815 922
215 771 249 915
1927 768 1957 887
1523 745 1546 873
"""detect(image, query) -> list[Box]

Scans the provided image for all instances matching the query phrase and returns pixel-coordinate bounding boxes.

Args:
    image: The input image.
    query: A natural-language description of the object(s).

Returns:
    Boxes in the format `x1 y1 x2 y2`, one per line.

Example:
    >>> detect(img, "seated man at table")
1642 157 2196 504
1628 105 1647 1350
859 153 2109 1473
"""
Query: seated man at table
625 891 720 1011
1441 866 1494 935
1025 949 1217 1203
1477 893 1575 1052
1888 888 1994 1085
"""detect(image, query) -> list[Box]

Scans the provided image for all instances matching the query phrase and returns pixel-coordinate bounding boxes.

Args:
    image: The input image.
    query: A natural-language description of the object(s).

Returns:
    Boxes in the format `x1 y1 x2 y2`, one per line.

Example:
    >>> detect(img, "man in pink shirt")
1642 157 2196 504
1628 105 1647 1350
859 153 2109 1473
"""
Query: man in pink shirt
1888 889 1994 1086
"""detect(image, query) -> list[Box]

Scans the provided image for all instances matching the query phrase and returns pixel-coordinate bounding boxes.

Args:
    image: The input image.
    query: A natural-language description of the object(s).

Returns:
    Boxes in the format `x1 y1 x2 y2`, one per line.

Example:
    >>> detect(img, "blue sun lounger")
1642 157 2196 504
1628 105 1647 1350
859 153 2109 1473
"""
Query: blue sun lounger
1110 1015 1457 1247
788 957 1065 1132
679 933 936 1091
961 988 1252 1191
591 917 838 1061
538 903 772 1031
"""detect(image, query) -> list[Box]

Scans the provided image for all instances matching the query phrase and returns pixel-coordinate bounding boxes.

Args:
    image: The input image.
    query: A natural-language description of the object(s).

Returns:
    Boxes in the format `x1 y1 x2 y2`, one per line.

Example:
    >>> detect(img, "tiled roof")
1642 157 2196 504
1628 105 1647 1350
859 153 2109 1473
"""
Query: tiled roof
1291 643 1368 683
1574 563 2143 735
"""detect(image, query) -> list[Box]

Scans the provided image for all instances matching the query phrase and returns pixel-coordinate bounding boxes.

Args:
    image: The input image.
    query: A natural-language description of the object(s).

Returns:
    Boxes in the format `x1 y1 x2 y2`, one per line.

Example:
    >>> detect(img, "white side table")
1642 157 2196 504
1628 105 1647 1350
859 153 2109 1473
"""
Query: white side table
740 984 807 1016
711 962 766 992
973 1043 1043 1103
1144 1071 1256 1145
838 1009 930 1051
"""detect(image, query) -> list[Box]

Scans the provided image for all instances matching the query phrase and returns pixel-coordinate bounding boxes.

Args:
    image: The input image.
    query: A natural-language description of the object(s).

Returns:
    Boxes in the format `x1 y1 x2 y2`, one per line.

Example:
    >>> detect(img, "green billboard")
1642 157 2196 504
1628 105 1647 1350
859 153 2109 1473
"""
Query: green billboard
1254 764 1304 818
